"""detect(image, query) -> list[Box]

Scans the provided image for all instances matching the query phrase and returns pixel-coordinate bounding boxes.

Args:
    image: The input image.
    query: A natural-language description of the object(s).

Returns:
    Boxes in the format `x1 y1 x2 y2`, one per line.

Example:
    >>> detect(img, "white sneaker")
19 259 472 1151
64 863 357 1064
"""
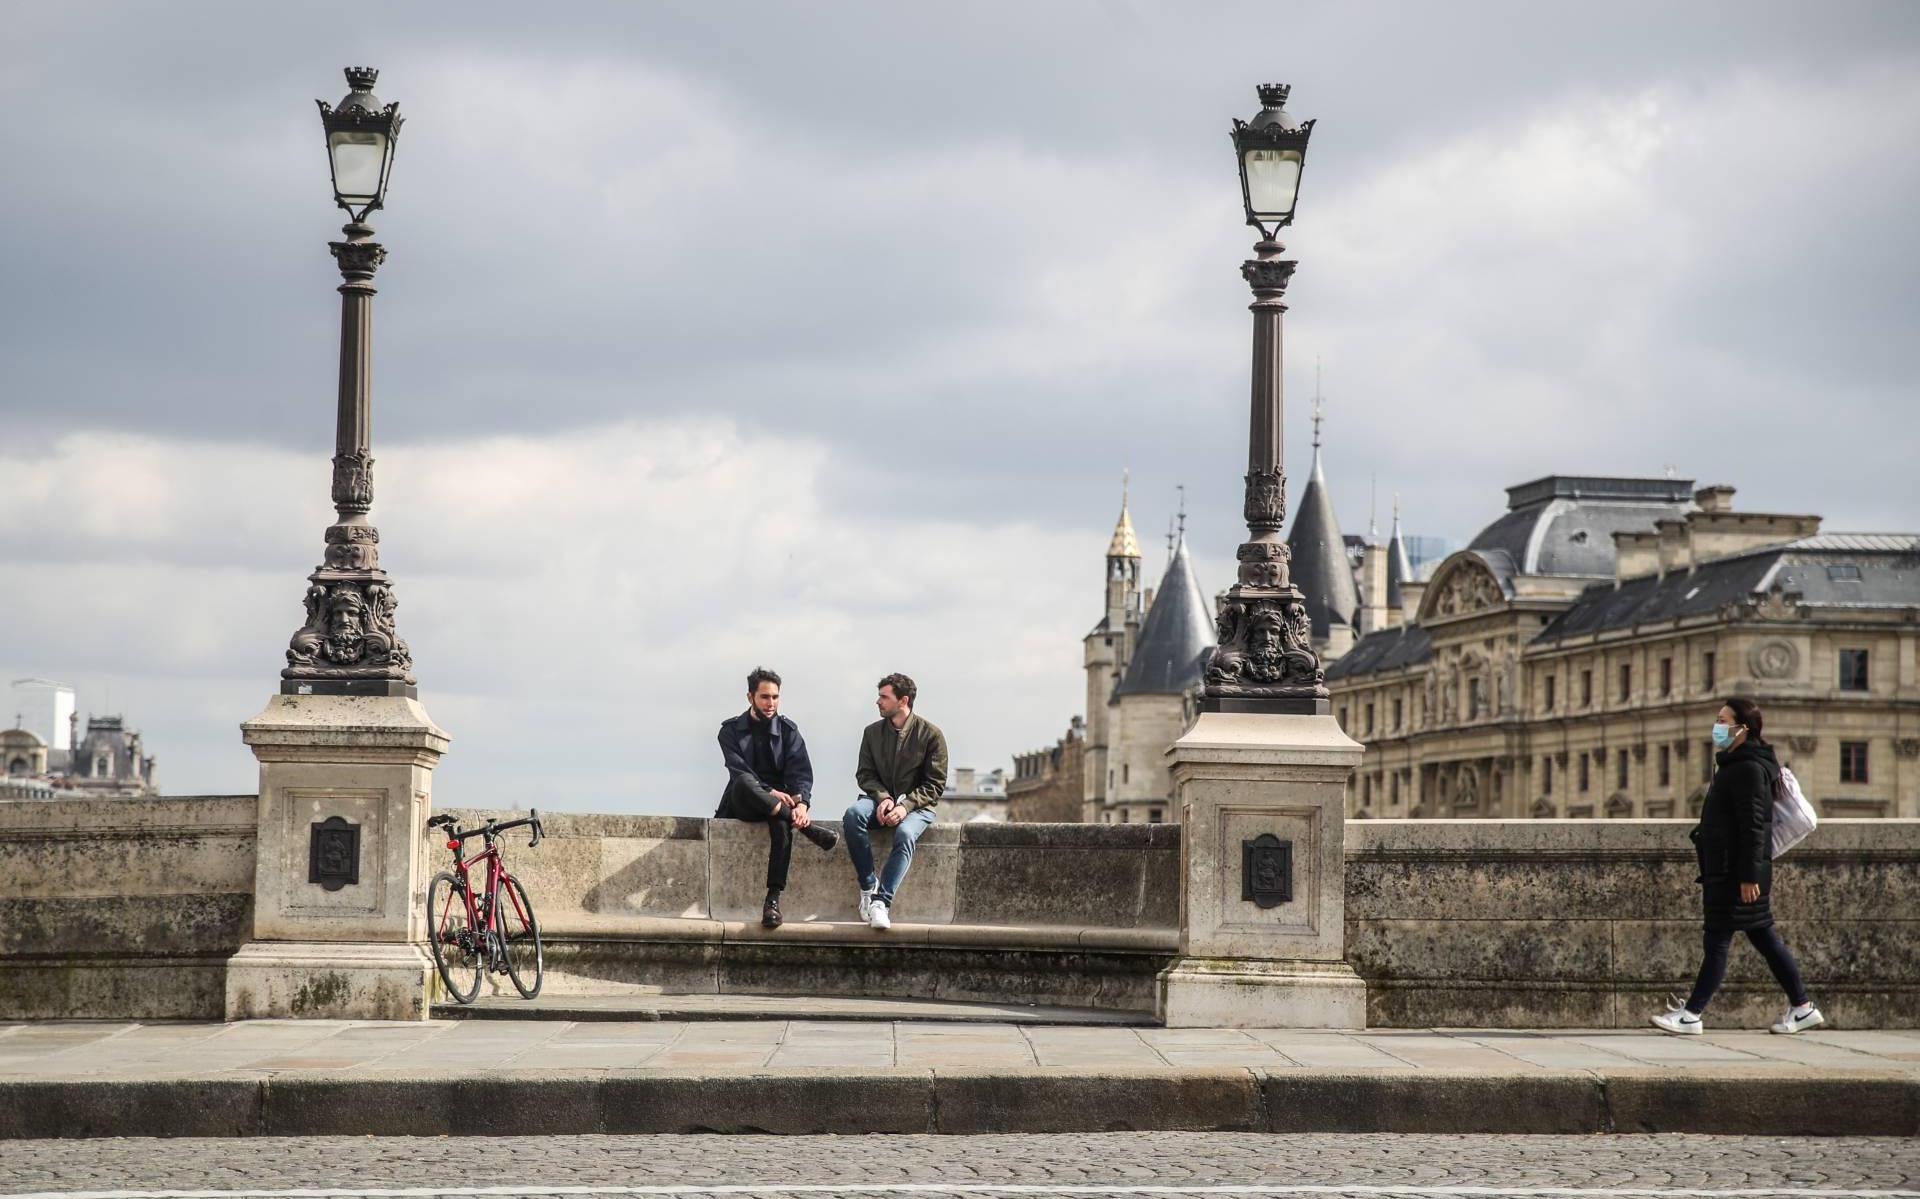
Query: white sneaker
1771 1003 1825 1034
1651 1005 1703 1035
868 899 891 931
857 887 876 922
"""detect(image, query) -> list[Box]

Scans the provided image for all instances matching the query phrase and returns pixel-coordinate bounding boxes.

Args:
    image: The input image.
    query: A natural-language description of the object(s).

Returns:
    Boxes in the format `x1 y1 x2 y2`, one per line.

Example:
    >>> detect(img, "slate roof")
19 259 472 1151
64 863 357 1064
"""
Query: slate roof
1535 535 1920 643
1114 539 1214 697
1288 448 1361 641
1467 475 1696 577
1324 623 1434 681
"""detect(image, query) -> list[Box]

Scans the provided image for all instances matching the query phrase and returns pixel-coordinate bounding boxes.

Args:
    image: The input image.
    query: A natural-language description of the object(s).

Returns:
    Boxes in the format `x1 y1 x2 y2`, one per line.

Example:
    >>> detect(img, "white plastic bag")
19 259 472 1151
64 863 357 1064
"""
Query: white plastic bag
1770 764 1817 858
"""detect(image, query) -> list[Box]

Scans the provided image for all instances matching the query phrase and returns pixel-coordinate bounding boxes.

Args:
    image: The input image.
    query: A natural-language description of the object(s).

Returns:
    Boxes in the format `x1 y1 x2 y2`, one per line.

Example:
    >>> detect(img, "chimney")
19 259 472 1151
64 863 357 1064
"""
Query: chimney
1656 518 1693 577
1694 484 1736 513
1358 543 1390 635
1612 530 1661 583
1399 580 1427 625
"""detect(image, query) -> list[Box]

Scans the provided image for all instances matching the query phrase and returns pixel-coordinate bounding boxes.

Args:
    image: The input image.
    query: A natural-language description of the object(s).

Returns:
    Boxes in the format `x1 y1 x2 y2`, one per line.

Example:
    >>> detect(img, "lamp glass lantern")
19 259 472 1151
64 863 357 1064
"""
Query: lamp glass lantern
318 67 402 220
1232 84 1314 231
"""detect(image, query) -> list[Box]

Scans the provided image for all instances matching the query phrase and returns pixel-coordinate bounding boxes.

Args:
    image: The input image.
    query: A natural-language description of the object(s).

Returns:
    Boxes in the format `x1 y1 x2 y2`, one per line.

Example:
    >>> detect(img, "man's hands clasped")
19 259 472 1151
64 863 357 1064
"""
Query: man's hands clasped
874 795 906 827
772 790 812 830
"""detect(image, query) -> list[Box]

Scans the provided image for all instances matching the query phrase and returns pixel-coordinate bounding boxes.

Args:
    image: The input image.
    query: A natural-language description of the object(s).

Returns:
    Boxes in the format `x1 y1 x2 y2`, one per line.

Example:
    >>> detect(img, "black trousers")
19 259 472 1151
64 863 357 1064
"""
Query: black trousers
716 778 794 892
1685 925 1809 1014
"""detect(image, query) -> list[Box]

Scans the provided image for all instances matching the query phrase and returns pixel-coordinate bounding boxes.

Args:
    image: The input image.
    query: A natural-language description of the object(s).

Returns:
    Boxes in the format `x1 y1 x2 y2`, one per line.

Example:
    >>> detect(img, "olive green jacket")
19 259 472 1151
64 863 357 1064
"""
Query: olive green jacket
855 713 949 812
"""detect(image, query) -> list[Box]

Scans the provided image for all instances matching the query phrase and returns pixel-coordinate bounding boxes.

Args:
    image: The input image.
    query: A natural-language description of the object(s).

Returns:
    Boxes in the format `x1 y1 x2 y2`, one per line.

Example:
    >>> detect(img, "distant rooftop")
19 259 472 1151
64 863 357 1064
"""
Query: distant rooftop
1503 476 1696 510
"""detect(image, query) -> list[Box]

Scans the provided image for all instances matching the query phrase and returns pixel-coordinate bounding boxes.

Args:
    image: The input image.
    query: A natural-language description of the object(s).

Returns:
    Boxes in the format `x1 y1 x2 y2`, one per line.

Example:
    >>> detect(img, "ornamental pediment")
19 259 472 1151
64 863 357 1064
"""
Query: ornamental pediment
1419 554 1508 622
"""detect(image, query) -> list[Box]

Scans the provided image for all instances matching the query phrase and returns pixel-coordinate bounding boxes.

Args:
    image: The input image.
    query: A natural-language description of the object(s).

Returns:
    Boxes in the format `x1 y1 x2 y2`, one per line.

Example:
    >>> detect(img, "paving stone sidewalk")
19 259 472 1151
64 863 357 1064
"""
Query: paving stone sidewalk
1 1020 1917 1138
4 1019 1918 1076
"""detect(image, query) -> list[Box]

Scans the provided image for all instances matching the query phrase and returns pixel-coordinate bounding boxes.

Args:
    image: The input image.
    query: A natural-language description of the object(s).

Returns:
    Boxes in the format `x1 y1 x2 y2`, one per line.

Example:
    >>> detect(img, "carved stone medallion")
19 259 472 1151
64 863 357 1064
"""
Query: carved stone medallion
1749 640 1799 680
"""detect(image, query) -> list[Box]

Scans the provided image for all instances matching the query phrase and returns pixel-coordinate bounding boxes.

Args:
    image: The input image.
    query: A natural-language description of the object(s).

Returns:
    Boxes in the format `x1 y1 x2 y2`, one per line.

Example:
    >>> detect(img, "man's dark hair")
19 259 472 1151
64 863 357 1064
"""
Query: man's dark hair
1724 695 1764 743
878 672 917 707
747 667 782 694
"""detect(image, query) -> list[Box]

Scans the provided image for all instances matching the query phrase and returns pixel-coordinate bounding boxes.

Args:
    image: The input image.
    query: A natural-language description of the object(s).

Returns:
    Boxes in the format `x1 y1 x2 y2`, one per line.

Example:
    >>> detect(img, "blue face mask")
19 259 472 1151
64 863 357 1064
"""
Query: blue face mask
1711 722 1738 750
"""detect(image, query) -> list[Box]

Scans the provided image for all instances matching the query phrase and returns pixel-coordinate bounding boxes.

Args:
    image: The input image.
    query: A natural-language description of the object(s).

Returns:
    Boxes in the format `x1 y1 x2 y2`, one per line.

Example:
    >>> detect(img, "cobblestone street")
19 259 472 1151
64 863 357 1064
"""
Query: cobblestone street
0 1132 1916 1197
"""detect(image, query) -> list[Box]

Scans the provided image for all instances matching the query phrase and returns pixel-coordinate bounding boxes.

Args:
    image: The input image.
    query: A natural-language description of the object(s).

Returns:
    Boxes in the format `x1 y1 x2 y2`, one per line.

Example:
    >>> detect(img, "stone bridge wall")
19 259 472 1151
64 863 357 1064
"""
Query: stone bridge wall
0 795 255 1020
2 797 1914 1025
433 810 1180 1012
1347 818 1920 1028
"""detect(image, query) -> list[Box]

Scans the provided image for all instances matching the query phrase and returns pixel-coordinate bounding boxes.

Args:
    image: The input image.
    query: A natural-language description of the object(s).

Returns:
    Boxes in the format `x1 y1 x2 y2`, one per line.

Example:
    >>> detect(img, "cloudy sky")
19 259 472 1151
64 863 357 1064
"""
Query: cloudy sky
2 2 1916 814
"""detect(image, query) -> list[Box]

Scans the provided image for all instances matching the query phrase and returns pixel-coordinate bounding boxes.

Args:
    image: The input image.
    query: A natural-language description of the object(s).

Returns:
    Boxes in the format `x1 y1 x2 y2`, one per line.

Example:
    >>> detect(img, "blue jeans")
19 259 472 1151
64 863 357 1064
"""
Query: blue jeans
842 797 936 906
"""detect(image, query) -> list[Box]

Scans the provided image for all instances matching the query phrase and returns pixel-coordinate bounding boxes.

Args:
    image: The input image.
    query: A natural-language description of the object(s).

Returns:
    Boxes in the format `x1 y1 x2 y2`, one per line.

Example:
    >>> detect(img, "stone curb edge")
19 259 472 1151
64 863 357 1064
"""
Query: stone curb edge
0 1069 1914 1139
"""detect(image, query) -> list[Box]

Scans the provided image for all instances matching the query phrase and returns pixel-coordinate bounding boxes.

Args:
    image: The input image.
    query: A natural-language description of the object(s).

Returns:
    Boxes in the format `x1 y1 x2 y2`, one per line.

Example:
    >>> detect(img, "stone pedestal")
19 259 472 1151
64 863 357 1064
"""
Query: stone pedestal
1157 710 1365 1028
225 694 449 1021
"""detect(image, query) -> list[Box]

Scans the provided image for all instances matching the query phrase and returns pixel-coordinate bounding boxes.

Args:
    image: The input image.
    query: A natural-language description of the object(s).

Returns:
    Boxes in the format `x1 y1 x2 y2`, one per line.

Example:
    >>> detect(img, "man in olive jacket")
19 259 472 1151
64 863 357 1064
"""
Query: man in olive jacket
842 672 948 931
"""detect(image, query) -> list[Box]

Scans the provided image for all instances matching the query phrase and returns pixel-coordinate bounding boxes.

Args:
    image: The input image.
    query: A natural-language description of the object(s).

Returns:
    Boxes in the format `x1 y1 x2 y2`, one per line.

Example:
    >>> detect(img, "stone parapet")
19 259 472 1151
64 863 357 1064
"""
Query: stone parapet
4 795 1916 1025
0 795 255 1020
1346 818 1920 1028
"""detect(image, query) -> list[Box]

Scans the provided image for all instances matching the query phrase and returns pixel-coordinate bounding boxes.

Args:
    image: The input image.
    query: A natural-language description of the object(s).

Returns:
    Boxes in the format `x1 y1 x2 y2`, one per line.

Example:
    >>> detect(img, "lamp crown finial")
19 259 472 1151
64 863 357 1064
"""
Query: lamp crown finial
1257 83 1291 110
344 66 380 92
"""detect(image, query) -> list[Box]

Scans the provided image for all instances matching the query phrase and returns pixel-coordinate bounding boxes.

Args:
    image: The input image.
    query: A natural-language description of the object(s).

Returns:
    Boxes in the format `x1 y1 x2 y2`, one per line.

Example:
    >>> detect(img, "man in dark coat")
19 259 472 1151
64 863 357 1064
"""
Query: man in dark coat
1653 696 1821 1035
717 667 837 928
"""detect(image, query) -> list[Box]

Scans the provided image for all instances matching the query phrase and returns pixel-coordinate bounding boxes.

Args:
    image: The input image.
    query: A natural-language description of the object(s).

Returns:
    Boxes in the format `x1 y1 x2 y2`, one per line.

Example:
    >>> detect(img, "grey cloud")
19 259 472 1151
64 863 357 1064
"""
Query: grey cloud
3 2 1918 804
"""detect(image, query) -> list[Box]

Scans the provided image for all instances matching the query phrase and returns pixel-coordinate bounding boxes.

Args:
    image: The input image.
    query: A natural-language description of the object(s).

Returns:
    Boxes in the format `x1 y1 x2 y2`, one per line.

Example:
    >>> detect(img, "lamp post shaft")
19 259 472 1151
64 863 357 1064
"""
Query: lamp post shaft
1244 238 1290 541
329 222 385 526
279 221 415 698
1200 236 1328 713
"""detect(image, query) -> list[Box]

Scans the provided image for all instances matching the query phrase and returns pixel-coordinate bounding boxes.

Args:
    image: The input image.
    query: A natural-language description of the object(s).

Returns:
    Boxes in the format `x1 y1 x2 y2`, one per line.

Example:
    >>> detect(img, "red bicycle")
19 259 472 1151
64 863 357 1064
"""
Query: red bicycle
424 810 544 1003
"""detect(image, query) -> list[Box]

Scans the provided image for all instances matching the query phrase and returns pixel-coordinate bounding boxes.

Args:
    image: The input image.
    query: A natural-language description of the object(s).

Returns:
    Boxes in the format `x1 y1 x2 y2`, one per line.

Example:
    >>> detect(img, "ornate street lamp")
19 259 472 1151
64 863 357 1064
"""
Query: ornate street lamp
281 68 415 698
1202 83 1327 713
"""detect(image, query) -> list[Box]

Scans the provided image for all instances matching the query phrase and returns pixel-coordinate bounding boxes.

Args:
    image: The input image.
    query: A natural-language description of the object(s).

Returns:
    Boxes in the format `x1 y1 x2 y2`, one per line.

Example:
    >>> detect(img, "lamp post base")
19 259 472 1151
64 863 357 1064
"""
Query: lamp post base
281 678 418 698
1202 695 1329 716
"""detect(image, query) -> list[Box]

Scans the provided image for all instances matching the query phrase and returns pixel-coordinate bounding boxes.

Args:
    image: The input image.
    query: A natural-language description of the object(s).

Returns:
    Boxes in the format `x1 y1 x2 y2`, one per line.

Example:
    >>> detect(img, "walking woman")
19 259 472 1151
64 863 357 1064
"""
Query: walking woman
1654 696 1823 1035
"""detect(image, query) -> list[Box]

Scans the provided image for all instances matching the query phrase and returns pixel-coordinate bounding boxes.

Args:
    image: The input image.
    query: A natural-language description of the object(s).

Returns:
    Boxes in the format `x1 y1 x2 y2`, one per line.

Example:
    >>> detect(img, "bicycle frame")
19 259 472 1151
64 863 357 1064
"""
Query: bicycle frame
431 814 539 969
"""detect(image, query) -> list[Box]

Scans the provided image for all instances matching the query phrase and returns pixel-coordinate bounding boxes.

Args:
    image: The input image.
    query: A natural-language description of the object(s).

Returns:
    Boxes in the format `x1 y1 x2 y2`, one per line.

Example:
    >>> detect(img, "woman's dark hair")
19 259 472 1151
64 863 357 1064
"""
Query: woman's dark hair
1723 695 1765 743
746 667 781 694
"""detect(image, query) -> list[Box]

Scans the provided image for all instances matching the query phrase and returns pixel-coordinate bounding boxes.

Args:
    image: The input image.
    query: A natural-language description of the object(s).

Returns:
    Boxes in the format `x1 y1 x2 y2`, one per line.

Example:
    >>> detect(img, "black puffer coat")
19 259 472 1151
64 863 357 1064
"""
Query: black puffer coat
1690 738 1780 931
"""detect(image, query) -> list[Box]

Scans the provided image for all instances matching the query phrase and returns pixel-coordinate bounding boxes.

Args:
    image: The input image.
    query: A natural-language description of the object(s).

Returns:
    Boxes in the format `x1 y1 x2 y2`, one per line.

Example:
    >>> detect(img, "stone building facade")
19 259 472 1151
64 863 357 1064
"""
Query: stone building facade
2 711 158 799
1080 498 1212 825
1007 717 1085 823
1328 476 1920 819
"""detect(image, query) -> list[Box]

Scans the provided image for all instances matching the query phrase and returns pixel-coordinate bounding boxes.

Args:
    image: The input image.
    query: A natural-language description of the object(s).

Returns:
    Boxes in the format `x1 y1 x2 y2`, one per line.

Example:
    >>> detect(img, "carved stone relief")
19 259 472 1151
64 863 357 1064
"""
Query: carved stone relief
1749 640 1800 680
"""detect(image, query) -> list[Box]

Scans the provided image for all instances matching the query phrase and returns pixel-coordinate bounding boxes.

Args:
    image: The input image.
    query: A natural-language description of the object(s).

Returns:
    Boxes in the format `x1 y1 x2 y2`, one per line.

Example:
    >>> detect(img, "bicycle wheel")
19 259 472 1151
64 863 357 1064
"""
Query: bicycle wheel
426 871 483 1004
497 873 544 999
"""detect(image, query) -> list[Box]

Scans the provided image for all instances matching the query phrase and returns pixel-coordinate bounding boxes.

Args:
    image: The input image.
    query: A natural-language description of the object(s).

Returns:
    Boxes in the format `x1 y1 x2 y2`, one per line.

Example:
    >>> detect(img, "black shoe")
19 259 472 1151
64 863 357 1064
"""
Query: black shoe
762 890 782 929
801 822 839 851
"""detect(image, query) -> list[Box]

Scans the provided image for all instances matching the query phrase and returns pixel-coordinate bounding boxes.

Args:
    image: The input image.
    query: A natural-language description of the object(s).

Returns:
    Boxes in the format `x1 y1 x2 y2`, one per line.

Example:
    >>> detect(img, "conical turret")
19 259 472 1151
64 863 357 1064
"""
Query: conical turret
1115 537 1212 697
1287 398 1361 647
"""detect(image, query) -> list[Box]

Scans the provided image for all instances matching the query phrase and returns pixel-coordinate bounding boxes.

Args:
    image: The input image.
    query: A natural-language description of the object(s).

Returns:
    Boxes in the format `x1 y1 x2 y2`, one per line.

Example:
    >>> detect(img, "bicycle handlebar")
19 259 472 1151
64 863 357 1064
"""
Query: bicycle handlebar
426 809 544 849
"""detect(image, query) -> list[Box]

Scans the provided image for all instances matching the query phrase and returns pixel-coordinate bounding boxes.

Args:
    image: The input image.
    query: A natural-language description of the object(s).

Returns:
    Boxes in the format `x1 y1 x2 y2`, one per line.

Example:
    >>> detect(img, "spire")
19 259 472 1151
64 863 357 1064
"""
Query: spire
1386 493 1413 611
1286 386 1361 643
1115 537 1213 697
1308 361 1328 493
1107 470 1141 559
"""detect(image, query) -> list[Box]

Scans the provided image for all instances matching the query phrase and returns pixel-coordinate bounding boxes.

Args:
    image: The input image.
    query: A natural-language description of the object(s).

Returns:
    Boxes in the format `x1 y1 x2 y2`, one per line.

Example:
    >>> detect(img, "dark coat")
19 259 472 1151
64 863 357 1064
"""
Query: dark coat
716 711 814 817
1691 738 1780 931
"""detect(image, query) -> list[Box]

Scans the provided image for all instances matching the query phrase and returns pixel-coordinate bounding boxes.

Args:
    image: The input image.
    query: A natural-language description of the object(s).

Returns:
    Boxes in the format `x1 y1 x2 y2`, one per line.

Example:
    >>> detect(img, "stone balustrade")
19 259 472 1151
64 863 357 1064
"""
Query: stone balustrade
2 795 1914 1026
